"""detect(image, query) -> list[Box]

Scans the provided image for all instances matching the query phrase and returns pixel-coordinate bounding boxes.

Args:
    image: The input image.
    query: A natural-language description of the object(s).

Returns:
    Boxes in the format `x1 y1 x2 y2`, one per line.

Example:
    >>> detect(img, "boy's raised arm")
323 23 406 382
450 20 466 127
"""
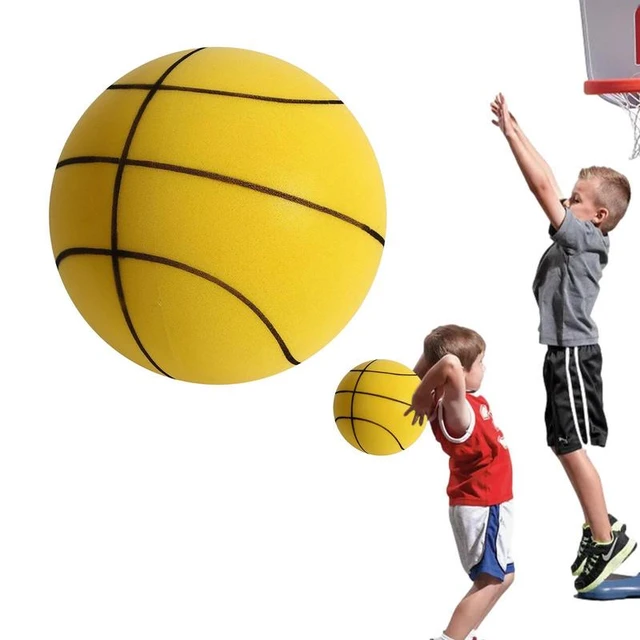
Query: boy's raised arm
406 354 469 437
492 93 566 229
512 118 563 200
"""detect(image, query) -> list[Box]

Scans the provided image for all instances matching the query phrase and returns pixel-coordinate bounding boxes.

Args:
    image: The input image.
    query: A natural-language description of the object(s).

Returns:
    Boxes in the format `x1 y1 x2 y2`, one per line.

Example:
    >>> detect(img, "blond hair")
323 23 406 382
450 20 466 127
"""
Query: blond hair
423 324 485 371
579 166 631 233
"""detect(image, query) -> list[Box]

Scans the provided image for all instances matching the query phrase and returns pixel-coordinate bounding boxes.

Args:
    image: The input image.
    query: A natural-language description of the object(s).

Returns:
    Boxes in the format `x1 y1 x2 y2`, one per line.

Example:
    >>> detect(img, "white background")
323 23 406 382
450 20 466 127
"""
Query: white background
2 1 639 638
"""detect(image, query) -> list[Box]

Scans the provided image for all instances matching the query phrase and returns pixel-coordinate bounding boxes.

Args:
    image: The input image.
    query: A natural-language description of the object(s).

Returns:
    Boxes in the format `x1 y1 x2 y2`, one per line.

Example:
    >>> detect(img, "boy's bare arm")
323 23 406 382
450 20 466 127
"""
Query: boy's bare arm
491 101 563 199
406 354 469 436
512 119 563 199
492 93 565 229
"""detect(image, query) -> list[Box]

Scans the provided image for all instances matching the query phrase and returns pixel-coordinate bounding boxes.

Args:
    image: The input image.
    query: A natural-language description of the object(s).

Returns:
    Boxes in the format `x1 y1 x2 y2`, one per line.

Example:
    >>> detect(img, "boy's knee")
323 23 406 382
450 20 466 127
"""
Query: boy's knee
554 444 584 459
474 571 514 590
474 573 502 588
556 448 588 467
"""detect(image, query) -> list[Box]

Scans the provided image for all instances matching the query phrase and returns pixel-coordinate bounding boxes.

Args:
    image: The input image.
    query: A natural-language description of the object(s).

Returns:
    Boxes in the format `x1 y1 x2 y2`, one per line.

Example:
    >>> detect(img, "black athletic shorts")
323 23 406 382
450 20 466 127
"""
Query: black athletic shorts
543 344 608 455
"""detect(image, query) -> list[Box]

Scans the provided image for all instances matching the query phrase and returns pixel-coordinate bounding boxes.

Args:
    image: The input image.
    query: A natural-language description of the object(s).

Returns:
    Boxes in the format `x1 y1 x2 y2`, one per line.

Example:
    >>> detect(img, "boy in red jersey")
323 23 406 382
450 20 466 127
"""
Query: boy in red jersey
406 325 513 640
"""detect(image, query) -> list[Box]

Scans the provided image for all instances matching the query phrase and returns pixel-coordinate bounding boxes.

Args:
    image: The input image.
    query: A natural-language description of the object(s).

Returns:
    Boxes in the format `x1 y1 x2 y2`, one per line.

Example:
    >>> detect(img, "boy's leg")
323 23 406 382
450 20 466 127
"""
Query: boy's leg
544 346 615 543
542 344 637 588
444 503 514 639
557 449 611 542
442 572 514 640
560 448 637 592
470 571 515 630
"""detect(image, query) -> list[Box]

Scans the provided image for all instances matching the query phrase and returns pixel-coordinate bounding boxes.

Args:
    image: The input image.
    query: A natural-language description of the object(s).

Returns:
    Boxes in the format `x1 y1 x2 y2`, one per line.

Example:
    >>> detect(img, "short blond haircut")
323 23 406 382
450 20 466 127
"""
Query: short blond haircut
579 166 631 233
423 324 485 371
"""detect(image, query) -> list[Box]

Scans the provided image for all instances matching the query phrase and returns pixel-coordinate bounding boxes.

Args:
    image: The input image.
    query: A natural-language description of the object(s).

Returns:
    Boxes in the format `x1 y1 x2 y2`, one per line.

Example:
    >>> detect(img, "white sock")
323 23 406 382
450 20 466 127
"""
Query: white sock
437 634 454 640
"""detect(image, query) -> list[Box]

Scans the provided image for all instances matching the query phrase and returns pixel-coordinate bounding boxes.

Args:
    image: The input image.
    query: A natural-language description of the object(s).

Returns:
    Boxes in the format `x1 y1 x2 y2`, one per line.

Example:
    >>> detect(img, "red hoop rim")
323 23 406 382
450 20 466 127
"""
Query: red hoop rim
585 78 640 95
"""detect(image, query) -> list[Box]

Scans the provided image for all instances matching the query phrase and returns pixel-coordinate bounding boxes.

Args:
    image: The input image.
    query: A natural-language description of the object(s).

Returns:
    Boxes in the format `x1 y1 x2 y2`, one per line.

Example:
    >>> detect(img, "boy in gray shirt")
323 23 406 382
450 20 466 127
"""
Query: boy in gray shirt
492 93 634 593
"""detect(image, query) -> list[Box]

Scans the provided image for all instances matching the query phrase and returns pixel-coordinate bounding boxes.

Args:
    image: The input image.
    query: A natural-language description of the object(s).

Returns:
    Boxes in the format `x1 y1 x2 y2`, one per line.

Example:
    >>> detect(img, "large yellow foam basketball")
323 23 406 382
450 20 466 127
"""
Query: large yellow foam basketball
333 360 425 455
49 48 385 384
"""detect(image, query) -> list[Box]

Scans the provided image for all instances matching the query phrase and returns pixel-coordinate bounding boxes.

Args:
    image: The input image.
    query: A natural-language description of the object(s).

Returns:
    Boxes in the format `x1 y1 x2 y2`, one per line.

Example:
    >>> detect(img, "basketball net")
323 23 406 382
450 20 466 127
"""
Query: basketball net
603 91 640 159
585 75 640 160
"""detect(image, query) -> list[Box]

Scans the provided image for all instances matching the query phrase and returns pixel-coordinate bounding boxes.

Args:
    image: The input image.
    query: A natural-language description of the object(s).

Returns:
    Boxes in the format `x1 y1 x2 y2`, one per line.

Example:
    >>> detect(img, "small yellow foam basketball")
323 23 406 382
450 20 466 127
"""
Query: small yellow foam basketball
49 47 385 384
333 359 425 455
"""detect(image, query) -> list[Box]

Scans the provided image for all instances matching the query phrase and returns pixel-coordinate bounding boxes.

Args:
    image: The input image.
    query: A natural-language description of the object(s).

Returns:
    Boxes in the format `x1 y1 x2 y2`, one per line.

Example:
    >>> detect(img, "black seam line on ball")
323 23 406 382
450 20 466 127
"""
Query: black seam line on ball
55 247 301 366
349 359 377 453
334 415 405 450
109 83 344 104
335 389 411 406
349 367 416 376
110 47 205 378
55 156 385 247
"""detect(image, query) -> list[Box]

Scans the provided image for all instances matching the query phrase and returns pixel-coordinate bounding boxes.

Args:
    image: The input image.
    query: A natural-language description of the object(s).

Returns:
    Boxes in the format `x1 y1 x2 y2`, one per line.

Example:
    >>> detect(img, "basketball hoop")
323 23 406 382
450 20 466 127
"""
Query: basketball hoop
580 0 640 159
585 77 640 159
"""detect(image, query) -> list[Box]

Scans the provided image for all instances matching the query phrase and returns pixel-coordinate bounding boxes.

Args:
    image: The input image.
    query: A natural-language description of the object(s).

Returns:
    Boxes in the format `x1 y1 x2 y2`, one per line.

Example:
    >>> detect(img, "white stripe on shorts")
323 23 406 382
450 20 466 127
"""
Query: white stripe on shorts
574 346 591 446
565 347 584 445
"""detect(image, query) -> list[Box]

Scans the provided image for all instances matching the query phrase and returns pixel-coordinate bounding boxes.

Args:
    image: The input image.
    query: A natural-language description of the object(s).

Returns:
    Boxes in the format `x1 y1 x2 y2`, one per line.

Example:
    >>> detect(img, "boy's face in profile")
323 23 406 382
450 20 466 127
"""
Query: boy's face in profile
464 352 485 393
564 178 608 227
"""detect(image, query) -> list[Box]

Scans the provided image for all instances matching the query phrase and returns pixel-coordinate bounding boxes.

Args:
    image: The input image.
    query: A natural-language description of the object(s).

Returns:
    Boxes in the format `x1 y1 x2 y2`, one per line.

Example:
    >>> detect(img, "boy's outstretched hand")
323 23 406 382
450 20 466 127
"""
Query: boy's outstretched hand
491 93 516 137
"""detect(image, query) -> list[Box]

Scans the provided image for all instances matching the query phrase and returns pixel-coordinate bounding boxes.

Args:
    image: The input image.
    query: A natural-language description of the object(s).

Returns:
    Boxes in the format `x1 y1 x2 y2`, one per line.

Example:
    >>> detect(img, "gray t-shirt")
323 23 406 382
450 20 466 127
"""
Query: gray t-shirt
532 208 609 346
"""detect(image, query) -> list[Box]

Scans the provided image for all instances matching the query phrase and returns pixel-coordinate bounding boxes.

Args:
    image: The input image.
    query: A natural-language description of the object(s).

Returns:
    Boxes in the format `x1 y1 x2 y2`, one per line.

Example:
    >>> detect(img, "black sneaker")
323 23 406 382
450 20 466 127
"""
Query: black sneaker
574 527 637 593
571 514 624 576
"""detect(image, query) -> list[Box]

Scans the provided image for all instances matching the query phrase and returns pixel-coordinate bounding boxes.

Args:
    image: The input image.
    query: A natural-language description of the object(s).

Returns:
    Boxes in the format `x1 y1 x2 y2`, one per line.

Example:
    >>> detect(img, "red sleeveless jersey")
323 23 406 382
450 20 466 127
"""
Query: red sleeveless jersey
431 393 513 506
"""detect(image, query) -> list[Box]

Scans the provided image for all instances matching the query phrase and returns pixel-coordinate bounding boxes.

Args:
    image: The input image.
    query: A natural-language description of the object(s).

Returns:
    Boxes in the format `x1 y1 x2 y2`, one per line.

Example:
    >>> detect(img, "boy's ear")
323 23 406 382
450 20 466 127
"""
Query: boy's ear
594 207 609 225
